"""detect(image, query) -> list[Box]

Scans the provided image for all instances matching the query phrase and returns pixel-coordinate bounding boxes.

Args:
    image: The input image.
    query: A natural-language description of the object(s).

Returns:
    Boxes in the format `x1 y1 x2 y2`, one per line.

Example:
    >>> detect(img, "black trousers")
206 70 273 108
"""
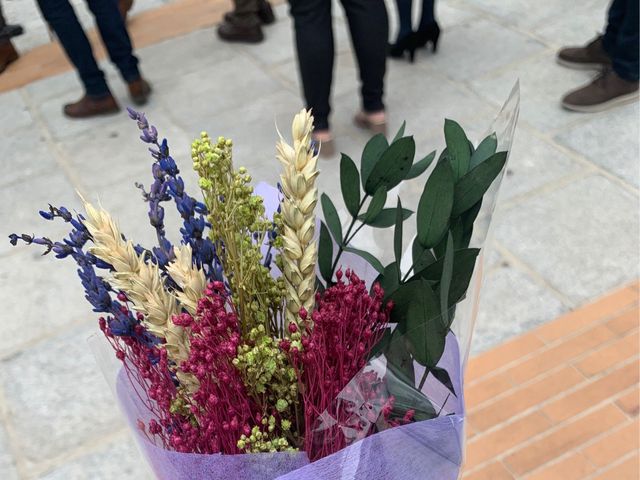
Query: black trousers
290 0 388 130
37 0 140 97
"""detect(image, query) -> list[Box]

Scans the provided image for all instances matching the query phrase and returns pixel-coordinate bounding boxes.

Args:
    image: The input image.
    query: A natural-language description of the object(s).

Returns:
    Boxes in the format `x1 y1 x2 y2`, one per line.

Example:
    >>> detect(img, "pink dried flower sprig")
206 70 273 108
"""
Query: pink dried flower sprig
286 270 392 460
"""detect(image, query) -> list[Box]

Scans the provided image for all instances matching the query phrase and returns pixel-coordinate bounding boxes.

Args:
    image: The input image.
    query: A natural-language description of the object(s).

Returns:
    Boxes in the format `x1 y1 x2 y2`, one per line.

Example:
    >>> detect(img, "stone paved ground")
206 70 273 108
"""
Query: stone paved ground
0 0 638 478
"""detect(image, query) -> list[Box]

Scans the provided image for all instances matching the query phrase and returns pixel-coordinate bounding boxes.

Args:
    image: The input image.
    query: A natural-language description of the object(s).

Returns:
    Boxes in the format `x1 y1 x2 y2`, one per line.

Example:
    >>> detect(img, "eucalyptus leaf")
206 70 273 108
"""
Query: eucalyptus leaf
444 119 471 180
340 154 361 217
344 246 385 274
364 136 415 194
384 329 417 394
318 221 333 284
362 185 387 223
405 279 446 367
359 207 412 228
394 198 403 277
429 367 457 397
360 134 388 187
452 151 507 216
439 234 454 327
413 248 480 306
416 160 454 248
412 237 436 273
392 121 406 143
368 327 392 359
470 132 497 168
377 262 401 301
387 360 437 421
321 193 343 245
405 150 436 180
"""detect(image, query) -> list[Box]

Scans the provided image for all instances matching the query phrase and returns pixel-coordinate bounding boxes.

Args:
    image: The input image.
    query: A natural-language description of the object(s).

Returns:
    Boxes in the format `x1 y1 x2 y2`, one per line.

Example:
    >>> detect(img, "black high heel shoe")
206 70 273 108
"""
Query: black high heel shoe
415 21 440 52
388 33 418 63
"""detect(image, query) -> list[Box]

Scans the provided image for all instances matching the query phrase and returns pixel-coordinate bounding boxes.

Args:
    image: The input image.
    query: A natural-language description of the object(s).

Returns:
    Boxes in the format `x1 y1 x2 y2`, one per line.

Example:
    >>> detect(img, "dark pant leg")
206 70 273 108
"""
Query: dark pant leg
602 0 625 53
86 0 140 83
605 0 639 81
289 0 334 130
340 0 388 114
36 0 110 97
395 0 413 41
0 2 6 30
419 0 436 29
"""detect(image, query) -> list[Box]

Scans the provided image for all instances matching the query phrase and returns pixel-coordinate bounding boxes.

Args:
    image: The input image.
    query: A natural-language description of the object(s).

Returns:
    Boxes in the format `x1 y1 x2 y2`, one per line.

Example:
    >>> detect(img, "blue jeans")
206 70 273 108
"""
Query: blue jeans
603 0 639 81
37 0 140 97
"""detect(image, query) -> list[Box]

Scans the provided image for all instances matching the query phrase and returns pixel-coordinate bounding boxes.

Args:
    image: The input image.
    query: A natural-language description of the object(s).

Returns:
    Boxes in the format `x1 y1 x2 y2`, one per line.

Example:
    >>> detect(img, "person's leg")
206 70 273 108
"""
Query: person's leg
608 0 639 81
36 0 110 97
418 0 435 29
289 0 334 131
395 0 413 41
340 0 388 119
602 0 625 56
86 0 140 84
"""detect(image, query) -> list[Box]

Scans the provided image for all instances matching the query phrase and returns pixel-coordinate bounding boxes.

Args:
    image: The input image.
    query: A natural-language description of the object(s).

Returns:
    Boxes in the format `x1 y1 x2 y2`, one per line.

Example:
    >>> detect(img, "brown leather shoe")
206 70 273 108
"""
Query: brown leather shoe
63 94 120 119
0 41 19 74
128 77 152 106
119 0 134 20
223 1 275 26
562 70 639 113
217 19 264 44
557 35 611 70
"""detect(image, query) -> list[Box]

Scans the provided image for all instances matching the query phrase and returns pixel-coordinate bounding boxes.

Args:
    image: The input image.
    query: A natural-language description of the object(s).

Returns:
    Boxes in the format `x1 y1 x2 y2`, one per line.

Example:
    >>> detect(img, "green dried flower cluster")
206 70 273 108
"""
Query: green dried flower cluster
237 416 294 453
192 133 285 337
233 325 299 429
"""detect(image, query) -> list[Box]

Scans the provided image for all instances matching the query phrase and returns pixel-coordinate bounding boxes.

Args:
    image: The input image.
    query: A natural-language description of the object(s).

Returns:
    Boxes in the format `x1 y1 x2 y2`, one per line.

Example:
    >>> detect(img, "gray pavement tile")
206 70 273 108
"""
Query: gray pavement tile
0 423 19 480
0 126 56 189
236 15 297 66
554 102 640 188
24 71 79 106
471 262 568 354
38 433 151 480
493 174 639 305
1 170 80 257
420 18 546 82
157 55 282 134
498 130 586 201
0 324 125 470
533 5 609 48
0 90 33 135
0 250 91 359
461 0 608 31
470 52 595 132
57 108 191 193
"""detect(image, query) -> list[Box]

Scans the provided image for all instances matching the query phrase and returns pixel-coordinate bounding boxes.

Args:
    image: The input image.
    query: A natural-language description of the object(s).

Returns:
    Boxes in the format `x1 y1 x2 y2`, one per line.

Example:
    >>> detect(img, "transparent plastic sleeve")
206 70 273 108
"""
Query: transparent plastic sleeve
90 83 520 480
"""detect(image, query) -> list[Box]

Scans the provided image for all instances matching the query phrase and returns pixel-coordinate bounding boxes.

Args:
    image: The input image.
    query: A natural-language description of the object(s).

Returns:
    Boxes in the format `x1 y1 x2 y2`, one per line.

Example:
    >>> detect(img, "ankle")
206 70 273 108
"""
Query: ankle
362 110 386 124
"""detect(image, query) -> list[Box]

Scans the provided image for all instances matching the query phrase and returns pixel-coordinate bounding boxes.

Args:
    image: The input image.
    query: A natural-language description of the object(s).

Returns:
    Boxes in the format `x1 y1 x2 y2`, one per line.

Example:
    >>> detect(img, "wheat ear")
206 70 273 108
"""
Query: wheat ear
277 109 319 328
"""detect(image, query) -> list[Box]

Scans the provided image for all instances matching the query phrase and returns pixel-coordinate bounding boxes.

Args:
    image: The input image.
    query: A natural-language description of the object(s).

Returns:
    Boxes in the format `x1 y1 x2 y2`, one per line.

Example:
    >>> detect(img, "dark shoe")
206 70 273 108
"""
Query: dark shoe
258 0 276 25
63 94 120 119
217 19 264 43
557 35 611 70
415 21 440 52
354 111 387 136
119 0 134 20
388 33 418 63
128 77 152 106
0 41 19 74
562 69 639 113
0 24 24 41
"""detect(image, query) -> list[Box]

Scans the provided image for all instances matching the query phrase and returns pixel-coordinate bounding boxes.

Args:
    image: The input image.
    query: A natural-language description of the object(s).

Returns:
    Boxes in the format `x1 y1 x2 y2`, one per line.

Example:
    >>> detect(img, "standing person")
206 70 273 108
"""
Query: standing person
290 0 389 156
0 0 23 74
558 0 638 112
36 0 151 118
389 0 440 62
217 0 276 43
